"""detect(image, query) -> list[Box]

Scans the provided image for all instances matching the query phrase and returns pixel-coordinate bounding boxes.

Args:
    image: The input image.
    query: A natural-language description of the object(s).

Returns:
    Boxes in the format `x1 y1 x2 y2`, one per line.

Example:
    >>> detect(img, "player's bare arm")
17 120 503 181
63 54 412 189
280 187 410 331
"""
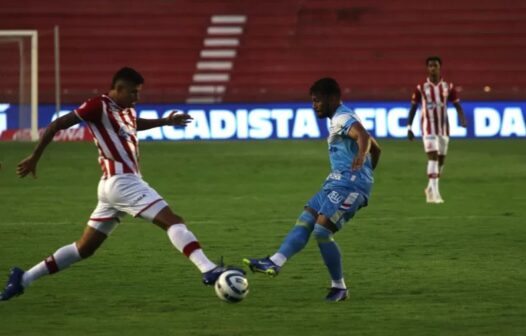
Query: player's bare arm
136 112 193 131
347 122 371 171
407 103 418 141
454 102 467 127
369 136 382 170
17 112 81 178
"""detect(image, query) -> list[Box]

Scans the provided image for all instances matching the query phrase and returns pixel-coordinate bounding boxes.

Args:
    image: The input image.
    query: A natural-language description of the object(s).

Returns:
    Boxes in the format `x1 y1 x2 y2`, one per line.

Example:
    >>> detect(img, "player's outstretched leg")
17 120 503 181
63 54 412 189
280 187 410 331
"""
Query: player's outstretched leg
152 206 243 285
243 256 281 277
313 223 348 302
244 209 316 276
202 263 246 285
0 226 107 301
168 223 245 285
0 267 25 301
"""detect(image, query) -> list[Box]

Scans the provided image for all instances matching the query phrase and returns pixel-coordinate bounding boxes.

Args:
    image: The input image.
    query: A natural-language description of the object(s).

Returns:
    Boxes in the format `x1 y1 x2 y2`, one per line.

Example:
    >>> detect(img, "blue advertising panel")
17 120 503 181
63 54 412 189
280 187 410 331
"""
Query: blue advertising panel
1 102 525 140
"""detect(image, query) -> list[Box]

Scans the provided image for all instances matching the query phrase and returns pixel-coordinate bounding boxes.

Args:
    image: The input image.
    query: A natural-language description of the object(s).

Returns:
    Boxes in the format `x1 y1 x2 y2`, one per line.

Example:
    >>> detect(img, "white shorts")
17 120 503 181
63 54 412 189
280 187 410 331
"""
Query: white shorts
87 174 168 235
423 135 449 155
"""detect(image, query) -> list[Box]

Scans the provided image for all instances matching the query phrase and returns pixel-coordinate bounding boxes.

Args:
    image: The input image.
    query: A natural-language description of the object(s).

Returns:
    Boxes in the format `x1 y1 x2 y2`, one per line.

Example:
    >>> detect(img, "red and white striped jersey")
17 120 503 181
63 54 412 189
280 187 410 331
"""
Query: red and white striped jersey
74 95 140 179
411 78 460 136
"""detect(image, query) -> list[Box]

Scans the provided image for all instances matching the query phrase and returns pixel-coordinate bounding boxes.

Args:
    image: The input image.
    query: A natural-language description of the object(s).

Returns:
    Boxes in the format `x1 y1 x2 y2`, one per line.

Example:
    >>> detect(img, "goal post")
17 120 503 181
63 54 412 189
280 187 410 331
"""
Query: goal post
0 30 38 140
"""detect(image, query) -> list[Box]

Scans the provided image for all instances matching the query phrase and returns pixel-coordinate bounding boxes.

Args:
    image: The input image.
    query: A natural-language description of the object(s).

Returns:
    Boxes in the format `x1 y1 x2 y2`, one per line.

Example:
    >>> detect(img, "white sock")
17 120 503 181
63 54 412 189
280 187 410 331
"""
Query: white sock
189 250 216 273
21 261 47 288
427 160 439 194
434 178 441 196
167 224 215 273
22 242 81 288
269 253 287 267
331 279 347 289
433 178 440 196
439 165 444 176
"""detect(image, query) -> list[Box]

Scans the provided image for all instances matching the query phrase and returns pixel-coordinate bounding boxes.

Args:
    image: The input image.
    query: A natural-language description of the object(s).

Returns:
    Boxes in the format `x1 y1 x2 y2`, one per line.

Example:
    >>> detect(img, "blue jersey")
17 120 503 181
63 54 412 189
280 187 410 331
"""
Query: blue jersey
324 104 374 198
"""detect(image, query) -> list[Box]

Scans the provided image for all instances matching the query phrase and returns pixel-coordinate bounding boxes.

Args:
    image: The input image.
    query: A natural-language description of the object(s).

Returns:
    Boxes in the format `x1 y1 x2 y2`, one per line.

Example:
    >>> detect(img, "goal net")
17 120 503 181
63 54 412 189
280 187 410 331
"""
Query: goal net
0 30 38 141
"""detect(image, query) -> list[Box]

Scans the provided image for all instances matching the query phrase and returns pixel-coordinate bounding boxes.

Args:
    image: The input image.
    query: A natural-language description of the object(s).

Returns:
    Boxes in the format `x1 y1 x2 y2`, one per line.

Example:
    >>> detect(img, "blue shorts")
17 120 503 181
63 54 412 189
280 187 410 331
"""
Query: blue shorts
306 186 367 230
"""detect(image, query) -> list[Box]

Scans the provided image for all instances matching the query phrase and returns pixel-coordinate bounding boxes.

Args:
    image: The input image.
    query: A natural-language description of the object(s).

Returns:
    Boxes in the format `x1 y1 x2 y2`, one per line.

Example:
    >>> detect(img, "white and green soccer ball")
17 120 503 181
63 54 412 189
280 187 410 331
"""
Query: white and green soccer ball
214 270 249 303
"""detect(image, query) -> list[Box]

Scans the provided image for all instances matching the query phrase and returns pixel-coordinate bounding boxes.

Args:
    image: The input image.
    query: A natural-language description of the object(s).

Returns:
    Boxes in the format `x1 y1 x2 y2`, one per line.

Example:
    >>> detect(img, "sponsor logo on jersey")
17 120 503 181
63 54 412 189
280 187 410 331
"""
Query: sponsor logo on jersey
328 172 342 180
328 191 344 204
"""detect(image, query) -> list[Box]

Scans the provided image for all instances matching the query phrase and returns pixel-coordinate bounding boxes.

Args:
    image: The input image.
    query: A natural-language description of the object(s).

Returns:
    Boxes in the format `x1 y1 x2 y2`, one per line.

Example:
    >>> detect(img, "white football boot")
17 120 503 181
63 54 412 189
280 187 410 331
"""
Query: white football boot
425 186 435 203
434 191 445 204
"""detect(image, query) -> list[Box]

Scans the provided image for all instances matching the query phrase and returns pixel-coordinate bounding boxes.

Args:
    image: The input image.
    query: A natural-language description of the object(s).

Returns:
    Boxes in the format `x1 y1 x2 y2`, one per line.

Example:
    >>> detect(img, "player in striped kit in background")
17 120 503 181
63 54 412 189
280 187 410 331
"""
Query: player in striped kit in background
407 56 467 204
0 67 241 301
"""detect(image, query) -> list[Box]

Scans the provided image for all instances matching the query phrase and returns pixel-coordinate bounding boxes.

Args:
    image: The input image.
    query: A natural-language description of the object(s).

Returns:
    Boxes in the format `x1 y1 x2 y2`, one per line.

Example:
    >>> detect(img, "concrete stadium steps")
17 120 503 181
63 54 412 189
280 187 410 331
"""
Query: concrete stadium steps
0 0 525 103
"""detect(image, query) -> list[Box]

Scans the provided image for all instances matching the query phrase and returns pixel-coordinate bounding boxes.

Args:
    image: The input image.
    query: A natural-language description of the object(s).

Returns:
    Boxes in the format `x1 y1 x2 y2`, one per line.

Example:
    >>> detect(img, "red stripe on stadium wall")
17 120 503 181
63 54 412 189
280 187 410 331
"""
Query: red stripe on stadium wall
44 255 59 274
183 241 202 257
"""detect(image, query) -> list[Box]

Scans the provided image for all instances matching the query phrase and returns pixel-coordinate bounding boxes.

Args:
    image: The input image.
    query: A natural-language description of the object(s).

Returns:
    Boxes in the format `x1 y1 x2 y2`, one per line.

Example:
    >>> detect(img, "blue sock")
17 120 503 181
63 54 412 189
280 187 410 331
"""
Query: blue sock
313 224 343 281
277 211 316 258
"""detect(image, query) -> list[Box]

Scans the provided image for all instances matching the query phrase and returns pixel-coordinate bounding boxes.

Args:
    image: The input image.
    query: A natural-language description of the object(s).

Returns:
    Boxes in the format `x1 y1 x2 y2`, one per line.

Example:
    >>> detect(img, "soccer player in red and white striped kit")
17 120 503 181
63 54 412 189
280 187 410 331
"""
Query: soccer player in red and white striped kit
407 56 467 203
0 67 241 301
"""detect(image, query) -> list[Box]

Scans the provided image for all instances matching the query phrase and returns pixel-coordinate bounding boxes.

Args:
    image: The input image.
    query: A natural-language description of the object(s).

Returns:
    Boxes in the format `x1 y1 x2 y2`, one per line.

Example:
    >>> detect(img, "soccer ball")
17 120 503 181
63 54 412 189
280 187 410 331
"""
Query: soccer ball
214 270 249 303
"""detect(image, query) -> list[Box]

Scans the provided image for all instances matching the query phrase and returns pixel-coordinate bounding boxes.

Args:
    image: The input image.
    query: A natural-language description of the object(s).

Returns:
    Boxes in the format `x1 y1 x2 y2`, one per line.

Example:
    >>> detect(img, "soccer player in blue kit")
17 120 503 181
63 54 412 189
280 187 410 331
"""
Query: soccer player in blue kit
244 78 381 301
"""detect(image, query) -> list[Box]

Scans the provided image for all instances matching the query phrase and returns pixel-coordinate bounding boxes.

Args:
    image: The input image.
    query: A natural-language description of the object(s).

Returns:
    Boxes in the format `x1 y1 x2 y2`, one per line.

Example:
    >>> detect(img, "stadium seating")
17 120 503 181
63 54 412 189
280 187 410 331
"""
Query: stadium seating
0 0 525 104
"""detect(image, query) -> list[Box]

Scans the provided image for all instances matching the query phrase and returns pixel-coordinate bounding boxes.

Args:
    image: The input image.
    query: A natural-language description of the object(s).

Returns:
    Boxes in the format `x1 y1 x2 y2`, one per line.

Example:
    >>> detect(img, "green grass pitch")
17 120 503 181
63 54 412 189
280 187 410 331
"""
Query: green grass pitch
0 139 524 336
